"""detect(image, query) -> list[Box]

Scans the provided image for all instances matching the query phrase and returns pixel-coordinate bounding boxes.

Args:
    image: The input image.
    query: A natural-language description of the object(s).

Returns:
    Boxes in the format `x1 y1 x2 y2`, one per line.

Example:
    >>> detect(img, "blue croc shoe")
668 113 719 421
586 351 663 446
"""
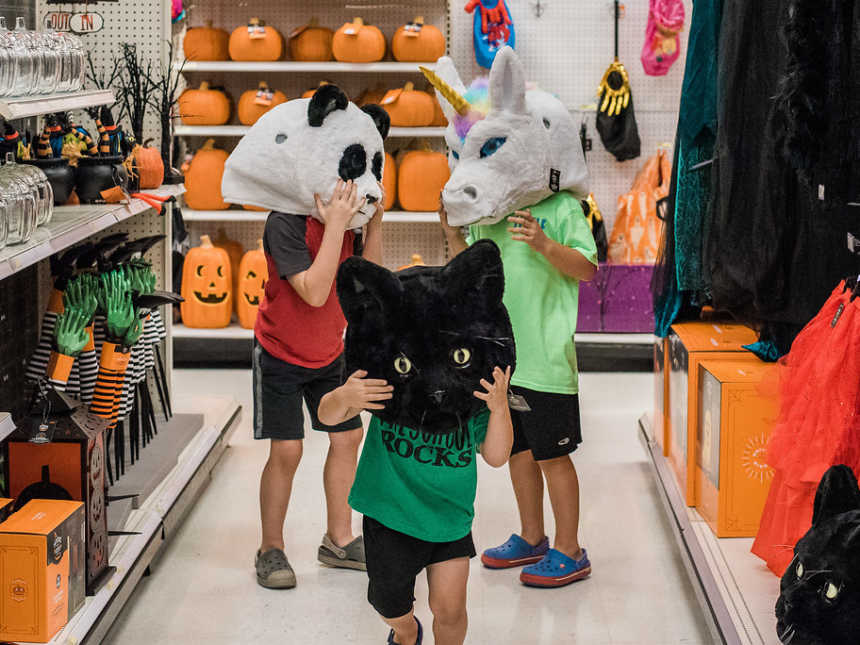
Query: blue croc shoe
387 616 422 645
520 548 592 587
481 534 549 569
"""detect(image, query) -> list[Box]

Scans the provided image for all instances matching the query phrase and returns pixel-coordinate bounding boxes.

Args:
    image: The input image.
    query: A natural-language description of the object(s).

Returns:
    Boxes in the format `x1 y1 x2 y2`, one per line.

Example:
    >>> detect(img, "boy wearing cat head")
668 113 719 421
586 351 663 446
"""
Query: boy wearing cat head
319 241 516 645
220 85 390 588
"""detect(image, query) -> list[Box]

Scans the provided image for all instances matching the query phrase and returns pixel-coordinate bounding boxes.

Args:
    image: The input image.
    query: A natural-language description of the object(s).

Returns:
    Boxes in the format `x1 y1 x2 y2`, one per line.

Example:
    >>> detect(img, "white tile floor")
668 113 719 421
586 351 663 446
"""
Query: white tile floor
104 370 712 645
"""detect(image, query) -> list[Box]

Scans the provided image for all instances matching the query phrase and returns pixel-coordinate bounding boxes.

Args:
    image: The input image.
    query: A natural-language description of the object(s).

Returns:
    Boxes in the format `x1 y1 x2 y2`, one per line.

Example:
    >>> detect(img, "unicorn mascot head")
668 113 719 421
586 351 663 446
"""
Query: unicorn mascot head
423 46 589 227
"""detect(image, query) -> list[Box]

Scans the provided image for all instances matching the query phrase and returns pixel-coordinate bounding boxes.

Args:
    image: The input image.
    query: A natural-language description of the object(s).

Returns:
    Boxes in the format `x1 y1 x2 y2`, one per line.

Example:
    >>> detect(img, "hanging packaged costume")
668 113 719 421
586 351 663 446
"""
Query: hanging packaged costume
752 280 860 576
641 0 685 76
608 149 670 264
464 0 515 69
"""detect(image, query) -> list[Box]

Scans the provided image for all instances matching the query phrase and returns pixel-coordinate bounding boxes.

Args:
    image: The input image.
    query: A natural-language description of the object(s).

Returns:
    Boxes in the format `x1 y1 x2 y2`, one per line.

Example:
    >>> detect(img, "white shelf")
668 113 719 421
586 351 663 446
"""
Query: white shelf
174 125 446 138
0 184 185 281
181 209 440 223
0 412 15 443
177 61 436 73
576 333 655 345
0 89 115 120
173 323 253 339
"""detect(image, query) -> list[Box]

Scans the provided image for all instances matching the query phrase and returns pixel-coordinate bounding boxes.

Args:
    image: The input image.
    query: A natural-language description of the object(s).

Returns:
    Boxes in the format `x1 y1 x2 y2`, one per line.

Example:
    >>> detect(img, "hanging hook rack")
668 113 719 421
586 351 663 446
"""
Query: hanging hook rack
531 1 547 18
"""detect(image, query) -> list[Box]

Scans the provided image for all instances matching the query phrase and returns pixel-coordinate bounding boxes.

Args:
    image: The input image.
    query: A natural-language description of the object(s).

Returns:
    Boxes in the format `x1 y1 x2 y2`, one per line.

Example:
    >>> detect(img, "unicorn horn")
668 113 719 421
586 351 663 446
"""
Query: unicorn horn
420 66 471 116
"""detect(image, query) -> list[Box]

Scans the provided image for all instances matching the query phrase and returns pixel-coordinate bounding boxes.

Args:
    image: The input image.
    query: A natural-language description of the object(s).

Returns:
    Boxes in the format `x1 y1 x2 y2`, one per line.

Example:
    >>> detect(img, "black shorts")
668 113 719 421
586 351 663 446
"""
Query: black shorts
363 515 476 619
510 386 582 461
252 341 361 440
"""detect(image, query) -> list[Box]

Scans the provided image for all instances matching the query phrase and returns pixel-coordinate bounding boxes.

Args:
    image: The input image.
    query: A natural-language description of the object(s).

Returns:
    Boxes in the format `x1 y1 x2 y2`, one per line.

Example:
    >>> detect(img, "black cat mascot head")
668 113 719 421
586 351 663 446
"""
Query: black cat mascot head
776 465 860 645
337 240 515 435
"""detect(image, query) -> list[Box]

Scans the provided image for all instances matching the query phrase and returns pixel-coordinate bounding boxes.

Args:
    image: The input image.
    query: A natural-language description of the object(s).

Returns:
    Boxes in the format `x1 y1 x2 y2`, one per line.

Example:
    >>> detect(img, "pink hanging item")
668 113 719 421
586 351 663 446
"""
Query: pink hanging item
641 0 684 76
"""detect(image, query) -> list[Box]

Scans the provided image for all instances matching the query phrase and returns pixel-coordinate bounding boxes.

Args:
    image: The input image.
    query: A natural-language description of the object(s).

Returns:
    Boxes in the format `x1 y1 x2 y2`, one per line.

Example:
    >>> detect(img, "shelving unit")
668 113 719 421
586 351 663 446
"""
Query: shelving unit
0 185 185 281
174 125 446 138
173 323 252 339
639 415 780 645
181 208 440 223
0 413 15 444
0 89 115 120
177 61 436 73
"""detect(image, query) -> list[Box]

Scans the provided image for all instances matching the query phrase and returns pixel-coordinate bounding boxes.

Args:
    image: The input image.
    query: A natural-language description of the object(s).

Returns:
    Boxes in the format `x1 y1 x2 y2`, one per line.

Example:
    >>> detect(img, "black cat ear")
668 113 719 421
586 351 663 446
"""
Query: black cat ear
360 104 390 140
308 84 349 127
442 239 505 311
337 256 403 323
812 465 860 526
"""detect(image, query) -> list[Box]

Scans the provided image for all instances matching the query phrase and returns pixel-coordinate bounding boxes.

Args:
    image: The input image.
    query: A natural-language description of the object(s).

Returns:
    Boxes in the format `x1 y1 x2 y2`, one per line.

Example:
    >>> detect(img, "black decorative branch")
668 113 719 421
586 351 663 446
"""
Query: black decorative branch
145 40 187 181
116 43 157 144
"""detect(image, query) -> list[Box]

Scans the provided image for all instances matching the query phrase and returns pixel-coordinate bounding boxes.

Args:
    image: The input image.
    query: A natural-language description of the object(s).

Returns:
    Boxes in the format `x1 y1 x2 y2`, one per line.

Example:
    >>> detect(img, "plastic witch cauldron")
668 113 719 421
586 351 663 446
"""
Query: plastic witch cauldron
74 155 127 204
23 157 74 205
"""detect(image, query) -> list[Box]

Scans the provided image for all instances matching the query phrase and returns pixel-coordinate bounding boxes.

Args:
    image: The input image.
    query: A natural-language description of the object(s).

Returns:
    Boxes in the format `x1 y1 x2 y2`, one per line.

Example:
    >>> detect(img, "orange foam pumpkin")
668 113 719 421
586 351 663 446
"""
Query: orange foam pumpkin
238 81 288 125
213 227 244 310
184 139 230 210
237 239 268 329
130 140 164 189
289 18 333 61
391 17 445 62
382 152 396 210
229 18 284 62
428 91 448 126
183 20 230 61
332 17 386 63
356 84 387 106
397 254 425 271
178 81 231 126
302 81 334 99
397 149 450 212
380 82 435 127
180 234 233 328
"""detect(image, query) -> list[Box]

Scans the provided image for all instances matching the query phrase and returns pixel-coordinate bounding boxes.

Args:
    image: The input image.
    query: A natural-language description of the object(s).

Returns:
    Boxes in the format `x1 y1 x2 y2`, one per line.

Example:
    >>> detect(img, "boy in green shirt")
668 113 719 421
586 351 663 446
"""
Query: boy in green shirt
443 190 598 587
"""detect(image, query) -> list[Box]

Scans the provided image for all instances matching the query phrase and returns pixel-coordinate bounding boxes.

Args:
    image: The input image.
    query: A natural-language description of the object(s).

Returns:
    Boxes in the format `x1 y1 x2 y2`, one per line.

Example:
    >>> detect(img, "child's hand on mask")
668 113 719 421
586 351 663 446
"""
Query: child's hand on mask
508 210 549 254
338 369 394 411
315 179 366 231
473 366 511 414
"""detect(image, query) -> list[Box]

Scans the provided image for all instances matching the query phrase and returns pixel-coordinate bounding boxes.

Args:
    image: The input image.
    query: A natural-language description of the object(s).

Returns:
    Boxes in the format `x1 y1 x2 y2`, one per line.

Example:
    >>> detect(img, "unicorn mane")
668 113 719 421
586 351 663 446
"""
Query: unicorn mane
454 78 491 140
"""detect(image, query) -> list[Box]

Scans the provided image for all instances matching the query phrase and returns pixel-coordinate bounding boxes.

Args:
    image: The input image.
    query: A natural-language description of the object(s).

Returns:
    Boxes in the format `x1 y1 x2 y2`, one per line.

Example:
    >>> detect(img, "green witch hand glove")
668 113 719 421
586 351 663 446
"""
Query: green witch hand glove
54 307 90 356
64 274 98 322
121 314 144 347
101 270 134 341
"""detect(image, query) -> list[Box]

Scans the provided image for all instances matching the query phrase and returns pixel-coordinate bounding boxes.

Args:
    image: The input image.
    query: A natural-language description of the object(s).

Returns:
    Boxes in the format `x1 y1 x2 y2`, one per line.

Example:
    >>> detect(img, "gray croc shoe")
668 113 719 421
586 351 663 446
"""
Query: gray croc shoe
318 534 367 571
255 548 296 589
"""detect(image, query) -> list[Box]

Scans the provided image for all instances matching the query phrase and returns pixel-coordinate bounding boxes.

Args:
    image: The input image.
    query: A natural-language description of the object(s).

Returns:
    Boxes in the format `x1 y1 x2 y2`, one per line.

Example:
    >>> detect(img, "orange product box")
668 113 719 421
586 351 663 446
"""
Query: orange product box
696 360 777 537
667 322 759 505
0 499 13 523
653 337 669 454
0 499 85 643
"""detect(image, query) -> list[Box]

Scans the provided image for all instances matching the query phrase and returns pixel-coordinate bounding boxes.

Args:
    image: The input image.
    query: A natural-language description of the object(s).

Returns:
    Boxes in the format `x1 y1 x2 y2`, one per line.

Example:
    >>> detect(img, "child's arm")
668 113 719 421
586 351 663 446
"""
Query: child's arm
508 210 598 281
289 179 365 307
439 204 469 258
474 366 513 468
318 369 394 426
361 182 384 265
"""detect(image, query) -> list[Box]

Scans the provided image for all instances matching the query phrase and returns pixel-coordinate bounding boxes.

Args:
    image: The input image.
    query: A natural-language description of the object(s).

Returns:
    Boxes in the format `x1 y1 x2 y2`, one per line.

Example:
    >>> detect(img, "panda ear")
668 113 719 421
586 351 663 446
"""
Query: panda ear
308 84 349 127
361 104 390 140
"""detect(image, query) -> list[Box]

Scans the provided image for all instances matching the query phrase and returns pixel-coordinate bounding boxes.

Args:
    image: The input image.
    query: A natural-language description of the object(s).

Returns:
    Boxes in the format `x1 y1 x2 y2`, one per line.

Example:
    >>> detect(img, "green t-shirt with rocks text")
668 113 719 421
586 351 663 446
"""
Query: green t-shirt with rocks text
349 412 489 543
468 191 597 395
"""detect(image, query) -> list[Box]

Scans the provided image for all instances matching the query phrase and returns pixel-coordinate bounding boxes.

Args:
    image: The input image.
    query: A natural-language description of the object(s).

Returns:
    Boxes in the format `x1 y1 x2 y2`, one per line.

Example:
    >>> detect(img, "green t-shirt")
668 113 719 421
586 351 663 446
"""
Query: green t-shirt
349 412 489 543
468 191 598 394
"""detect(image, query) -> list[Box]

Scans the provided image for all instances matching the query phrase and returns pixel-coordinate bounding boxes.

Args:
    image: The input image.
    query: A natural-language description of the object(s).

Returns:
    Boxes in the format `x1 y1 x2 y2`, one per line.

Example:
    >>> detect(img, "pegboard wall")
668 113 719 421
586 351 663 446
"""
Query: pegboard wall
449 0 692 232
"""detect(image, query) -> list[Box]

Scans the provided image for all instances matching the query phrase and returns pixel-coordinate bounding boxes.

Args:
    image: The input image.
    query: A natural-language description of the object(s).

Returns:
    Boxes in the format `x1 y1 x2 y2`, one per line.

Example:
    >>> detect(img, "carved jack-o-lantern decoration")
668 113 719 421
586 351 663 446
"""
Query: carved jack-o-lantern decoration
237 239 268 329
180 234 233 328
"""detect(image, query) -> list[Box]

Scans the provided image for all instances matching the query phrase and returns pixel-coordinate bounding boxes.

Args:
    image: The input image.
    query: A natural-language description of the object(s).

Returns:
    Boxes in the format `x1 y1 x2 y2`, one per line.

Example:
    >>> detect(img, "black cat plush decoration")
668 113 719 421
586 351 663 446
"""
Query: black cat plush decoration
776 465 860 645
337 240 516 435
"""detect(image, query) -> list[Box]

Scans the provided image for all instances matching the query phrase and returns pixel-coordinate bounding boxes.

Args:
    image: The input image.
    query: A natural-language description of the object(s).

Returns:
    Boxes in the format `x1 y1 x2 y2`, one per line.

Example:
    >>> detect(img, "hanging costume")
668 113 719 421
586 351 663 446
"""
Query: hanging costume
752 281 860 576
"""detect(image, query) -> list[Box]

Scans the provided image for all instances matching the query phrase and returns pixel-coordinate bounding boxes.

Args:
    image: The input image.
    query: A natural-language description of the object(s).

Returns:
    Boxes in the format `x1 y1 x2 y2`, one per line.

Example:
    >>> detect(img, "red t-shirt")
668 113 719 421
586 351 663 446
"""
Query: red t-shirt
255 213 361 368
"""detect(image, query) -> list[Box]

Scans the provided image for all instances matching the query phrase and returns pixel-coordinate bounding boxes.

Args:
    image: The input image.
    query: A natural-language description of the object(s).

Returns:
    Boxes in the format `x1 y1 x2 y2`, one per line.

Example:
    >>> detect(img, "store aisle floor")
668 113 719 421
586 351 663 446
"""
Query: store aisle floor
104 370 711 645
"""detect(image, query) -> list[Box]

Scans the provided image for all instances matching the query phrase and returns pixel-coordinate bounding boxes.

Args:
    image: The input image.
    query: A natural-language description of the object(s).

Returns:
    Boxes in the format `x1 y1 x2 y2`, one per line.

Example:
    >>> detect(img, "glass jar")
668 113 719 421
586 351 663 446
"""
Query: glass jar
56 32 85 92
9 17 39 96
33 30 62 95
0 164 36 244
0 19 15 97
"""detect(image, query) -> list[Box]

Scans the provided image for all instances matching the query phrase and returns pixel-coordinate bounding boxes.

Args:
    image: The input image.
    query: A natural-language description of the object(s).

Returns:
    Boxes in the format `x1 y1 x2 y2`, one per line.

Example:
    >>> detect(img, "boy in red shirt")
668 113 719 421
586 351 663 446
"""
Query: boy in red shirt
253 179 383 588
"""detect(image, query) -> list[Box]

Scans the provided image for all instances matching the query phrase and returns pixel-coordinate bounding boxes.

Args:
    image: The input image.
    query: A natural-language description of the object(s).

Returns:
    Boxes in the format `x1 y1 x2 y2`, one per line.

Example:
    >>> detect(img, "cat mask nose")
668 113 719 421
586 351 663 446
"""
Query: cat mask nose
430 390 446 405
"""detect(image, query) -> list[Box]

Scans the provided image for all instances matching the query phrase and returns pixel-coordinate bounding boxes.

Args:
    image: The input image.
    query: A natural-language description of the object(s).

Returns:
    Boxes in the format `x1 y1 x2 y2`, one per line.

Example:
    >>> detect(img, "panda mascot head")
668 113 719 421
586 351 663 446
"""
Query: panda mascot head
222 84 390 229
